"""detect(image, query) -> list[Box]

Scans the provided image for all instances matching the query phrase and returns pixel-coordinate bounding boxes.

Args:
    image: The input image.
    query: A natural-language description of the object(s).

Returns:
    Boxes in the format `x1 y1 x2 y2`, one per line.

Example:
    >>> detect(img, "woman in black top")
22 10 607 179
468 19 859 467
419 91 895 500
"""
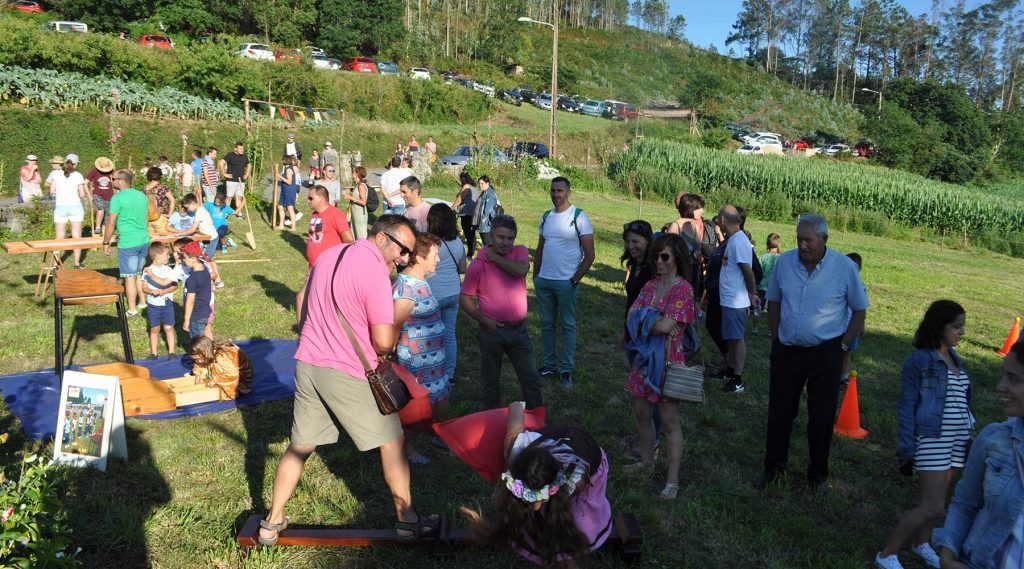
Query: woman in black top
621 220 655 337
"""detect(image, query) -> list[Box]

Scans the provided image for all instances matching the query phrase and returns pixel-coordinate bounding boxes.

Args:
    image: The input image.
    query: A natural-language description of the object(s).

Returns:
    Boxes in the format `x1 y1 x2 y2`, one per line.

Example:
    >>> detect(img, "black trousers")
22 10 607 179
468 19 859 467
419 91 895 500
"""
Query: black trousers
479 324 544 410
764 336 844 483
460 216 477 259
704 288 728 358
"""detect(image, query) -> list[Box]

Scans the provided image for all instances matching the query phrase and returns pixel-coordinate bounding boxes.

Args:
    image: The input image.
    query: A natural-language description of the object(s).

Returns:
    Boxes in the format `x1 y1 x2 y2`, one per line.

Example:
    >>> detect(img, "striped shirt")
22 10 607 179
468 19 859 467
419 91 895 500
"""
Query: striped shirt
201 157 219 187
766 248 869 347
914 371 973 471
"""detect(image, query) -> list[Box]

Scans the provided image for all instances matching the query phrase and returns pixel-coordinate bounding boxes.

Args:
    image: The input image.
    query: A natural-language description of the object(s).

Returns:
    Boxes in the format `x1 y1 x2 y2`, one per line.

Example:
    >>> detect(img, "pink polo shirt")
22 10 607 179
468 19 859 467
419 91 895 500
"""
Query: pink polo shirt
460 245 529 323
295 240 394 378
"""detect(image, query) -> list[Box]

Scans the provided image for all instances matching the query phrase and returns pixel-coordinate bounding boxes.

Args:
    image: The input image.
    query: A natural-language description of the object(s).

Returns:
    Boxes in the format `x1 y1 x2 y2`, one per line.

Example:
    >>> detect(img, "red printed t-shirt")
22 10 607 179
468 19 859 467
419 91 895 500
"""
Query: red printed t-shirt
307 205 351 268
86 168 115 201
460 245 529 323
295 241 394 379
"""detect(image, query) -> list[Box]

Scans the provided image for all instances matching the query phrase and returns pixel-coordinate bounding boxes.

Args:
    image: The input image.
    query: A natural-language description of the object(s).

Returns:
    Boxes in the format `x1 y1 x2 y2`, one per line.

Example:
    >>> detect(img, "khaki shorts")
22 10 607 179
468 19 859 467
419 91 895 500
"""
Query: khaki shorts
291 360 402 451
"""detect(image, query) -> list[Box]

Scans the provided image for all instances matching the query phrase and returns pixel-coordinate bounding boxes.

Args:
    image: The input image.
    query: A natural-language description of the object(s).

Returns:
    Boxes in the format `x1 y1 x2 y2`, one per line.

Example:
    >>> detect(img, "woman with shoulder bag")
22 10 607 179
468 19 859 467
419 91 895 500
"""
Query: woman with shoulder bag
876 300 973 569
622 233 696 501
450 171 480 258
426 204 466 387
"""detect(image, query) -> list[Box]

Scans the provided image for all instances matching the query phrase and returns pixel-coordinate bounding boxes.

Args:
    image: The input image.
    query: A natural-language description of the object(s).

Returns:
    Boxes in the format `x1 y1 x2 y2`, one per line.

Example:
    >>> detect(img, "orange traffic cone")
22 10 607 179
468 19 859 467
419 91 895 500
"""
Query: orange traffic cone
835 371 869 439
997 317 1021 357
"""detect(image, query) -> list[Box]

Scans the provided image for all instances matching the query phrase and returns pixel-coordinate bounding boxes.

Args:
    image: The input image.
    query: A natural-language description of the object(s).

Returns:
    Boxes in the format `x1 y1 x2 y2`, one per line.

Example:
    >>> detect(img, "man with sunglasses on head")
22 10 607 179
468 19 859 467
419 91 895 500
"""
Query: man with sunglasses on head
260 215 441 547
461 214 544 411
320 164 342 206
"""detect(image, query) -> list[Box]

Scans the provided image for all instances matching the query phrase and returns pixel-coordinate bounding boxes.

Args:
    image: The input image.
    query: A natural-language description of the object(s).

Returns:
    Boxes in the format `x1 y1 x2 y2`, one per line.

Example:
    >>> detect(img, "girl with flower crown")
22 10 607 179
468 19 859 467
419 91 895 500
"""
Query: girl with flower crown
464 402 611 567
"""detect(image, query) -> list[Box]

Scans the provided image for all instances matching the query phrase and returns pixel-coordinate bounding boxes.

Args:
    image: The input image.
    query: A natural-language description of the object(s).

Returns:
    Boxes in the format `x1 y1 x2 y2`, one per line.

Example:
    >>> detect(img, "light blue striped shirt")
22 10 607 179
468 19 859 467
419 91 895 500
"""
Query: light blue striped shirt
766 248 869 347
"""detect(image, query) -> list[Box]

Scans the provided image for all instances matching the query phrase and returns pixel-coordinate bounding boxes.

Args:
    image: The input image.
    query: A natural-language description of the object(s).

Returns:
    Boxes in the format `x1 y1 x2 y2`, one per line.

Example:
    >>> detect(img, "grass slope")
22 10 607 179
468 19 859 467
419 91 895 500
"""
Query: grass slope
1 175 1021 568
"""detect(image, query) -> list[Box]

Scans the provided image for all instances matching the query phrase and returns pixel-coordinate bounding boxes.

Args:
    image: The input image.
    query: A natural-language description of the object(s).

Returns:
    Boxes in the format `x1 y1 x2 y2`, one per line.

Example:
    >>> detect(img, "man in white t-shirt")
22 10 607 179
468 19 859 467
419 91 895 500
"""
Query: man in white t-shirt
379 156 412 215
717 205 758 394
532 177 596 388
178 194 225 288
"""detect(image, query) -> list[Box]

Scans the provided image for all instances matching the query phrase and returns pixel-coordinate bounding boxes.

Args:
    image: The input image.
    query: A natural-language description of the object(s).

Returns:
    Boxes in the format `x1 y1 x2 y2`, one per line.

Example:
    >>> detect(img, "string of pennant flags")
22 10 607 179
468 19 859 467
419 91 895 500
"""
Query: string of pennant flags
242 98 343 124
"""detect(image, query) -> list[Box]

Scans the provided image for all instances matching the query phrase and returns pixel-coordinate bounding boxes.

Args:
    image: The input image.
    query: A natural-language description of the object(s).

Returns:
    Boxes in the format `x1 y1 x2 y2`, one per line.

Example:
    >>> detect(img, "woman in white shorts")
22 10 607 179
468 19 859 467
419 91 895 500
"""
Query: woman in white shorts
48 154 88 269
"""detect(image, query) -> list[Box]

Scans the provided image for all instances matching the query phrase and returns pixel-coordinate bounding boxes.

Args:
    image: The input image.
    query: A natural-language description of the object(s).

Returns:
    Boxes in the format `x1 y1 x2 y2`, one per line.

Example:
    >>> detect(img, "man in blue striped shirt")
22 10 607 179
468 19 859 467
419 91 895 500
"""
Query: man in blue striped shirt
755 214 869 492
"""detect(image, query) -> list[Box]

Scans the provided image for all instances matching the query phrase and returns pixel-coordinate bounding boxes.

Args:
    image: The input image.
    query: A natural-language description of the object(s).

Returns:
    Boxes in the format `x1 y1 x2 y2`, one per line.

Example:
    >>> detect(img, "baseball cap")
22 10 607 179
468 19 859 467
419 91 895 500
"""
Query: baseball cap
65 153 80 165
324 141 332 147
179 241 203 257
26 154 37 161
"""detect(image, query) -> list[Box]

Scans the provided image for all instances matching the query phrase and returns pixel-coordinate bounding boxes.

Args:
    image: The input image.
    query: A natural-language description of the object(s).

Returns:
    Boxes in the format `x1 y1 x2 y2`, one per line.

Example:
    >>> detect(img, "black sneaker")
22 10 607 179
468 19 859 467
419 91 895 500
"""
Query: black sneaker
721 378 745 394
560 372 573 389
538 367 557 380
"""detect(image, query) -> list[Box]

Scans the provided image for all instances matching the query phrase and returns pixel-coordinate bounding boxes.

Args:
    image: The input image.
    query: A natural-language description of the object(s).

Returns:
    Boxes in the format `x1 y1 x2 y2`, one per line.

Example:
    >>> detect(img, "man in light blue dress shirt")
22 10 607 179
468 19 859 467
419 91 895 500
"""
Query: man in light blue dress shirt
755 214 869 492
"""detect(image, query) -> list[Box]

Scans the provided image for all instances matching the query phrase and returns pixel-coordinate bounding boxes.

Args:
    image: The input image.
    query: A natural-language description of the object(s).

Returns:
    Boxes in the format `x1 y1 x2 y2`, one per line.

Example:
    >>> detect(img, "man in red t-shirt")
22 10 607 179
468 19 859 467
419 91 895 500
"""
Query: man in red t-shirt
86 156 116 234
306 185 353 268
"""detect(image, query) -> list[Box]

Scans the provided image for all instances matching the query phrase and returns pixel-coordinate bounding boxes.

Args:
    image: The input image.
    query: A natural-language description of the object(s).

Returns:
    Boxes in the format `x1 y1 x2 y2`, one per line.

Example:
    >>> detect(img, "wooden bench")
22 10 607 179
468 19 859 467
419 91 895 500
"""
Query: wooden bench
54 269 132 377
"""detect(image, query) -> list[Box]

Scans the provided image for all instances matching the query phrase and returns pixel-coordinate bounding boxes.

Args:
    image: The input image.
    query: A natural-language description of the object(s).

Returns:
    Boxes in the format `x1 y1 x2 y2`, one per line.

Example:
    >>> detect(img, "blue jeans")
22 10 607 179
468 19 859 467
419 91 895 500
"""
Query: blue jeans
534 277 579 373
204 238 218 259
384 203 406 216
117 242 150 277
437 294 460 382
188 317 208 339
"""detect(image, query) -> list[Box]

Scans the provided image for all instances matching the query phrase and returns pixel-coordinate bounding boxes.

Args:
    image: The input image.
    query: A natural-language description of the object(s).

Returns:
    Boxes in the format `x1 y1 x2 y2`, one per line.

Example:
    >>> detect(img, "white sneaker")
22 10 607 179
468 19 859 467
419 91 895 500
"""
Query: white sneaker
294 212 304 223
911 543 941 569
875 553 904 569
283 219 292 226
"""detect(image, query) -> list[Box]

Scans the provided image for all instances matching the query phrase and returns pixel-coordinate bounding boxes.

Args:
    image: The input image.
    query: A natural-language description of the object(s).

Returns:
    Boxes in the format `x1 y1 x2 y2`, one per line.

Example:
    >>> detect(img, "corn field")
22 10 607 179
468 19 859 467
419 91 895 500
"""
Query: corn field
611 139 1024 235
0 65 243 121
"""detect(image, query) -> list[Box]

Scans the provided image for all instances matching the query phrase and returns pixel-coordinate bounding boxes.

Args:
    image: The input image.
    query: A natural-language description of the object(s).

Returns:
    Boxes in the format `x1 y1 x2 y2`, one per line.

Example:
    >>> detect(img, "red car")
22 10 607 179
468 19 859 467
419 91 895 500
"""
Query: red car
8 0 43 12
791 140 810 151
341 57 378 73
274 49 302 62
138 34 174 49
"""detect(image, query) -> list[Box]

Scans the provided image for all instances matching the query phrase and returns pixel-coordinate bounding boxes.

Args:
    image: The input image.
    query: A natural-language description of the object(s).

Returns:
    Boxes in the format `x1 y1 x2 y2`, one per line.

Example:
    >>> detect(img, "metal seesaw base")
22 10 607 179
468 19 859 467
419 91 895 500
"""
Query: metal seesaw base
236 512 643 561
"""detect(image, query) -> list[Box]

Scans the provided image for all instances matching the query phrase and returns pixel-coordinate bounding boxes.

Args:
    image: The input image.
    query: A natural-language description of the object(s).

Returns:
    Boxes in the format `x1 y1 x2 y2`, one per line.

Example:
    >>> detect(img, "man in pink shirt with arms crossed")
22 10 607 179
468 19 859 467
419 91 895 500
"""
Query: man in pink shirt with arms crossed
460 214 544 410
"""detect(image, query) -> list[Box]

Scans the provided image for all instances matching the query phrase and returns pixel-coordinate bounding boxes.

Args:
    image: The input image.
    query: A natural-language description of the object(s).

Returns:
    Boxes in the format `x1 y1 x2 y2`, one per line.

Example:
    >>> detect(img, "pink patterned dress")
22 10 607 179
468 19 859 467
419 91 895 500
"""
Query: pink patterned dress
625 278 696 402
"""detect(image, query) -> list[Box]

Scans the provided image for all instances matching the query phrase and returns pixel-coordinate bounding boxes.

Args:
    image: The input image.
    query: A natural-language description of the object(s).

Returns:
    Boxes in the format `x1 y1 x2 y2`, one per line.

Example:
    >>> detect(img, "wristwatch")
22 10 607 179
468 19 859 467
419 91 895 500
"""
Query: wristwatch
841 342 850 352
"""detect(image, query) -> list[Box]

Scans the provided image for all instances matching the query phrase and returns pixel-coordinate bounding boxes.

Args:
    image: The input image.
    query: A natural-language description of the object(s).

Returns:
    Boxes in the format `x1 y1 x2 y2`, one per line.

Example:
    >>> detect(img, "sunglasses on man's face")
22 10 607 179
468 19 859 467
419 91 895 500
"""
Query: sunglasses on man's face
384 232 413 257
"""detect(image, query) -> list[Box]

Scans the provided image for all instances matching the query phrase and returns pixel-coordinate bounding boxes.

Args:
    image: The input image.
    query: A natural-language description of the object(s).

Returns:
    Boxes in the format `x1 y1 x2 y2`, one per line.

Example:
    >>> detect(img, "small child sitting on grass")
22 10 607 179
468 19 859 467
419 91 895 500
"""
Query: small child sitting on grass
187 336 253 399
179 241 214 340
140 242 184 358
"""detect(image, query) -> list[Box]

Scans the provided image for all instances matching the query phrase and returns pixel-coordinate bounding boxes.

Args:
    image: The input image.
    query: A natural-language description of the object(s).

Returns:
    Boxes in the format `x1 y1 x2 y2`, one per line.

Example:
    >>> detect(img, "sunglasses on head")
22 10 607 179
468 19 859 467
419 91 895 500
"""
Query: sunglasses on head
384 232 412 257
623 221 648 232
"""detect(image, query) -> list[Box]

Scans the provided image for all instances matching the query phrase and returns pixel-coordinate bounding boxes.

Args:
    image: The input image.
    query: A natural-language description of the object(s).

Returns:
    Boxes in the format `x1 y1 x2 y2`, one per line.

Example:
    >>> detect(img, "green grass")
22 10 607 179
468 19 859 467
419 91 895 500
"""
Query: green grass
1 176 1022 568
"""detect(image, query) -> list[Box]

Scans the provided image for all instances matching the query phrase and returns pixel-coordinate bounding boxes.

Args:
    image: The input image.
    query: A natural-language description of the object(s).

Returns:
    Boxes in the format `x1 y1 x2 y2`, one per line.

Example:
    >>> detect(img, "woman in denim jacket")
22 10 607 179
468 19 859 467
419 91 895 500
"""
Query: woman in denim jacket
878 300 973 569
935 342 1024 568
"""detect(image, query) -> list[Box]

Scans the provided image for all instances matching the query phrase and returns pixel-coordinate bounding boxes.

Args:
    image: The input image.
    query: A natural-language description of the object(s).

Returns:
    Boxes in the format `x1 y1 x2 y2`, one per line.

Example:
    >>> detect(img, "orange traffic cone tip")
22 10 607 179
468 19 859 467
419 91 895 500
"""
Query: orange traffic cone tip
835 372 869 439
997 317 1021 357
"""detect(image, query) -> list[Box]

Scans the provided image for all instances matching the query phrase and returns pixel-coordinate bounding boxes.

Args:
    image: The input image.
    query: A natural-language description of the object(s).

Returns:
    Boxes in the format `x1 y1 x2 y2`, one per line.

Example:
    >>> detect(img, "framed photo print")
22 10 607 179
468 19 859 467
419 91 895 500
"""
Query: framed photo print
53 371 127 471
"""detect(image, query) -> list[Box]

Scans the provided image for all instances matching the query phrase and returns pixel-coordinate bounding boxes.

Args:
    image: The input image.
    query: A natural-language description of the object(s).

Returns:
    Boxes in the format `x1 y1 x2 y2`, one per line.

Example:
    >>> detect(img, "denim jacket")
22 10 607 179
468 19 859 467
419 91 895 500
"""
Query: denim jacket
934 417 1024 569
625 307 667 396
896 348 971 459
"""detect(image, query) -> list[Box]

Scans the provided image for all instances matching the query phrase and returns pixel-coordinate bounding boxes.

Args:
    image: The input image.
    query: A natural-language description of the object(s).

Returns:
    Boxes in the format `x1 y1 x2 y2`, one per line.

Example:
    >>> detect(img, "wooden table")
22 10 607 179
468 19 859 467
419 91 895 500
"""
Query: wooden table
2 234 199 298
54 269 133 377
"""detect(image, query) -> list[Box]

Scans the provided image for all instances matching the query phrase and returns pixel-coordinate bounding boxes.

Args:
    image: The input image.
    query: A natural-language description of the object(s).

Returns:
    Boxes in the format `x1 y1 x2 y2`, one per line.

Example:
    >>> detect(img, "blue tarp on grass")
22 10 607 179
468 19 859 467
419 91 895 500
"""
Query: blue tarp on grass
0 338 297 440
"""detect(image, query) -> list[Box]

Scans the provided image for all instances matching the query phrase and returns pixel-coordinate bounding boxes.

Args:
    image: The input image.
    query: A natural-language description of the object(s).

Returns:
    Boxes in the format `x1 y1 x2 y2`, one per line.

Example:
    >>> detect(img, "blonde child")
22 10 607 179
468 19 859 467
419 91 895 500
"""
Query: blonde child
141 242 184 358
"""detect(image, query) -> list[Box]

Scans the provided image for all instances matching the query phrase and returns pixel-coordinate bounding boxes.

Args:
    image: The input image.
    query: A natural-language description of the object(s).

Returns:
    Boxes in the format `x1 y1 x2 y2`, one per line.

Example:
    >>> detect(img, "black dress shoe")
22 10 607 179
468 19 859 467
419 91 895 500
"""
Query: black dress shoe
753 468 784 490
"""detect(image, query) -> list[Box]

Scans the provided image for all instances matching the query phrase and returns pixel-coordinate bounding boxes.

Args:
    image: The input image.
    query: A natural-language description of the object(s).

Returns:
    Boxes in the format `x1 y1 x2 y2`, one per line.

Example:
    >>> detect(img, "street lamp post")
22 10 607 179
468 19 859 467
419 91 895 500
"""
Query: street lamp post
861 87 882 113
518 3 559 158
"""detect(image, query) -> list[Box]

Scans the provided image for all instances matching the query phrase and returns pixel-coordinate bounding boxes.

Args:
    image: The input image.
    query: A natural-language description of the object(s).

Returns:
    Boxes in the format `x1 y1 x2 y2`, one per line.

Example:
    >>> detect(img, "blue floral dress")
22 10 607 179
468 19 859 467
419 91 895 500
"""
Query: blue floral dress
393 273 449 403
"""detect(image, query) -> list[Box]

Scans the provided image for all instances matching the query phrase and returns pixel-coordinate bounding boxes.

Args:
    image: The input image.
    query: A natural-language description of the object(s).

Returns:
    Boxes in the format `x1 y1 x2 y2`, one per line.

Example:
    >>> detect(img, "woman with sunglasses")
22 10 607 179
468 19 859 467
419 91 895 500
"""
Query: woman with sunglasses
623 233 696 500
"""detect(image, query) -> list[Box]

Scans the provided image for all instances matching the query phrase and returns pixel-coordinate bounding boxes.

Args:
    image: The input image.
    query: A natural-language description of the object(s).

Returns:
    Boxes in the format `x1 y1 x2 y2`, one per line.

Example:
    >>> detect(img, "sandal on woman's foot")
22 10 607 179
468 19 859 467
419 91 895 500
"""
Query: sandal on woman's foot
258 515 290 546
395 513 440 542
659 483 680 501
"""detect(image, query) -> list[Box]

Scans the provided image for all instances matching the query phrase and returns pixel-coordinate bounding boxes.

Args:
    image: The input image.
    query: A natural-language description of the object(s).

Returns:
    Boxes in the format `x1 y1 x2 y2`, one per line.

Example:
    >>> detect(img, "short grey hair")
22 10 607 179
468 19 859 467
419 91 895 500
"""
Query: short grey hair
491 214 517 234
797 213 829 239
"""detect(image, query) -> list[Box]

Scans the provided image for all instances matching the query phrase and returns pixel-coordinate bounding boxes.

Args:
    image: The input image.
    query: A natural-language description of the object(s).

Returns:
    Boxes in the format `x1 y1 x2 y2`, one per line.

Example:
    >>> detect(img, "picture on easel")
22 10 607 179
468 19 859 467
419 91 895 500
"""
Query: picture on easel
53 371 127 471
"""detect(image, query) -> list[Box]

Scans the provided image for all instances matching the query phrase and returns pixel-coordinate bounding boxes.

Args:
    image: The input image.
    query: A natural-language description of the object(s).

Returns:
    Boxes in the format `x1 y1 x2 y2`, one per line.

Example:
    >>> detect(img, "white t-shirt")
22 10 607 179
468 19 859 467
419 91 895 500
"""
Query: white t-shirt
720 231 753 309
50 171 85 207
144 264 185 306
192 206 217 239
538 205 593 281
379 167 413 207
285 141 298 157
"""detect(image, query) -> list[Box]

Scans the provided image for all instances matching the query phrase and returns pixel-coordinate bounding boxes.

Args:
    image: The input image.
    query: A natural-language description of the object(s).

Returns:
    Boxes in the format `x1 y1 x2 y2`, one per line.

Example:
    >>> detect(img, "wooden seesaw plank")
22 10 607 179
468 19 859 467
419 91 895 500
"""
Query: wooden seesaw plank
236 513 643 560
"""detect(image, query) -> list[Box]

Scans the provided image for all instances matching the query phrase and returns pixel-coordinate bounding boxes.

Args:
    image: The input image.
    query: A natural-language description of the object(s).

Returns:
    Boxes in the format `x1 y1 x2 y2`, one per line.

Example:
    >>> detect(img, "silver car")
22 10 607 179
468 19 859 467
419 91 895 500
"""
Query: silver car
439 145 509 166
238 43 274 61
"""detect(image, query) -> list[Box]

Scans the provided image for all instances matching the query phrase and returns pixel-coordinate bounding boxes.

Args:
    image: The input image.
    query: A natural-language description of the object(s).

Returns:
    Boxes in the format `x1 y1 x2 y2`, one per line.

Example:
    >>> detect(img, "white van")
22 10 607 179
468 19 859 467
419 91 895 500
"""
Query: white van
46 21 88 33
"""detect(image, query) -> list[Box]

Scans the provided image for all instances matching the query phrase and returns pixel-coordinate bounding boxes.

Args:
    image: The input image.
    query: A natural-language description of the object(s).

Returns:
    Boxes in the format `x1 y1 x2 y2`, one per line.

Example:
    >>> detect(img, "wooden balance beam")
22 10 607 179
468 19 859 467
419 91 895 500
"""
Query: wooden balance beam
236 512 643 560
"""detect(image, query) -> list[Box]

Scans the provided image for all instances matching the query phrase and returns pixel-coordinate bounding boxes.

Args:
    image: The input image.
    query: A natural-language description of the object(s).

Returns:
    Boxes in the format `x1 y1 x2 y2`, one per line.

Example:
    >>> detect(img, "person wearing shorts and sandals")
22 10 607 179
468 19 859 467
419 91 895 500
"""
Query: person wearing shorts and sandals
103 170 151 315
258 215 440 547
50 154 88 269
223 142 250 219
875 300 972 569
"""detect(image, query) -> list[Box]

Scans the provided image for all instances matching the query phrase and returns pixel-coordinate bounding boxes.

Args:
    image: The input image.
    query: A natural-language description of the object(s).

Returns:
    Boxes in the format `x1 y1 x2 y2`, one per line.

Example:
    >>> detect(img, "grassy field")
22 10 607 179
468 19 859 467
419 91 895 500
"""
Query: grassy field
1 175 1022 568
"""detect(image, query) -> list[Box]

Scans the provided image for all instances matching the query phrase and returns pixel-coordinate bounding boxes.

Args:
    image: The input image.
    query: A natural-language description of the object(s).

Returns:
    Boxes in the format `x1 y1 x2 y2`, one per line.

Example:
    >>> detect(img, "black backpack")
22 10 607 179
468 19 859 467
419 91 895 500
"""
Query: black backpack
364 184 380 213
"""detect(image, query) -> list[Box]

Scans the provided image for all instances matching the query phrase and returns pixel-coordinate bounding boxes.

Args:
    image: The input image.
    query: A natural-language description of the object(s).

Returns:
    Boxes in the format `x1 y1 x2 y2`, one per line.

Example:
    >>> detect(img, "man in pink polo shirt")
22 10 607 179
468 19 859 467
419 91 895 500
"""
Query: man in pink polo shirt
460 214 544 410
258 215 440 546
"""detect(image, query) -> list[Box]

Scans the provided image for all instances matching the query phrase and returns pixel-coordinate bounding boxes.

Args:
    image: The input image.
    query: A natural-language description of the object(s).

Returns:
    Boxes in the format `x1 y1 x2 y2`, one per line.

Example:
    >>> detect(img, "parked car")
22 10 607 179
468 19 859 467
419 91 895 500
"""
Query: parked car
607 101 639 121
557 96 581 113
824 143 851 156
749 135 783 148
790 140 810 151
8 1 43 13
439 70 459 83
736 145 764 155
439 145 509 167
741 131 782 144
311 54 338 70
138 34 174 49
341 57 378 73
536 93 553 110
274 49 302 62
507 141 550 160
377 61 399 75
409 67 431 80
238 43 274 61
46 20 88 33
854 140 876 158
519 89 538 104
580 99 607 117
457 78 474 88
117 28 134 40
473 82 495 97
304 45 326 57
498 89 523 105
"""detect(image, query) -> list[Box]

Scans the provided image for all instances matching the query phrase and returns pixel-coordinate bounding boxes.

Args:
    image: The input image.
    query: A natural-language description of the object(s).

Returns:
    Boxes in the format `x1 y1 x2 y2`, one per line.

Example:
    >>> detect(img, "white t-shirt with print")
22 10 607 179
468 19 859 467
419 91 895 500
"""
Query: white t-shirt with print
538 205 594 281
50 171 85 207
720 230 753 309
192 206 217 239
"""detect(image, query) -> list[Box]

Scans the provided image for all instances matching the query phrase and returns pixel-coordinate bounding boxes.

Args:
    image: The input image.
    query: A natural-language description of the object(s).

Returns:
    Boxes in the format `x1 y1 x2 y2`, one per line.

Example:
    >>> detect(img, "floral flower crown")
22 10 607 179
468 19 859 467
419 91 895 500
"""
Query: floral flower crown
502 434 590 503
501 469 568 503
